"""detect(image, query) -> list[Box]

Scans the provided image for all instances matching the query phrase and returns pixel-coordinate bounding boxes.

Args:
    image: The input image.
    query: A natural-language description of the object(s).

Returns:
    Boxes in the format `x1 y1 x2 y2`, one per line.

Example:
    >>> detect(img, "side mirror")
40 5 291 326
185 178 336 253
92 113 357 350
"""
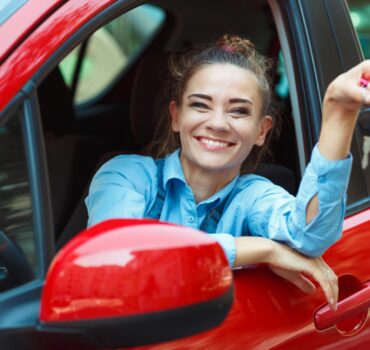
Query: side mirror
39 219 233 349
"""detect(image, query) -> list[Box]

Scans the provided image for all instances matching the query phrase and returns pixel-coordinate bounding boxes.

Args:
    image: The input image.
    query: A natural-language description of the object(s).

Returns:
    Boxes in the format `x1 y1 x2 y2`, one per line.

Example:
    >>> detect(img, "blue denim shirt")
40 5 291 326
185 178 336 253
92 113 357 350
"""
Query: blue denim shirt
85 145 352 267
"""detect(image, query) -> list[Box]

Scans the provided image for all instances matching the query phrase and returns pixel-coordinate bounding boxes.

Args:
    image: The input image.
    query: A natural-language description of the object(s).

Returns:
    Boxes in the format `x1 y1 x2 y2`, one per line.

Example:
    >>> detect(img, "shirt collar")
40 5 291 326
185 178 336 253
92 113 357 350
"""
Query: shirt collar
163 149 187 187
163 149 239 207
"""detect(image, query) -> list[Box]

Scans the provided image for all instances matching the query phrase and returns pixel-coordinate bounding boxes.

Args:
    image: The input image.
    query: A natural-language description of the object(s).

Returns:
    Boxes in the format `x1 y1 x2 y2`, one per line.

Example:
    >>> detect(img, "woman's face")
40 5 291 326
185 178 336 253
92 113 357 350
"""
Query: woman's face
170 63 272 178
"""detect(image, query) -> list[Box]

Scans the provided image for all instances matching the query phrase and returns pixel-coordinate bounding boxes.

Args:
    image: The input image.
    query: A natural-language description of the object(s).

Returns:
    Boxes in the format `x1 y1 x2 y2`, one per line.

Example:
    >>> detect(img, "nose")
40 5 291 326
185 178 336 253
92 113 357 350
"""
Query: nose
206 108 230 132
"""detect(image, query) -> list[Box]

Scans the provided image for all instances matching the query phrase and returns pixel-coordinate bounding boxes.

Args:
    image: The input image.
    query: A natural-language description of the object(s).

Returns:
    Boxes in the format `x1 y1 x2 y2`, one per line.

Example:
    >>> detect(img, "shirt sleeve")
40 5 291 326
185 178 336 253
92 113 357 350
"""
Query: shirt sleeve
85 155 157 227
210 233 237 267
246 144 352 257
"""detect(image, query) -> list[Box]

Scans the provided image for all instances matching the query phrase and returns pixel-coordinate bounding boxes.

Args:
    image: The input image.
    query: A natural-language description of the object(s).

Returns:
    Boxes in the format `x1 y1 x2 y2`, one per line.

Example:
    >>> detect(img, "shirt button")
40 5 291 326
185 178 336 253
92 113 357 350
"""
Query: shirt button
188 216 195 223
319 175 326 183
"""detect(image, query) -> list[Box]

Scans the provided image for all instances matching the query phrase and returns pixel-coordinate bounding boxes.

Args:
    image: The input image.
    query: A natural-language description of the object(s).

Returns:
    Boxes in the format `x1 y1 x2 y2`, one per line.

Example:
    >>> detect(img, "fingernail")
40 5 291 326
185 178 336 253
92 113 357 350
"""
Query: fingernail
330 297 334 305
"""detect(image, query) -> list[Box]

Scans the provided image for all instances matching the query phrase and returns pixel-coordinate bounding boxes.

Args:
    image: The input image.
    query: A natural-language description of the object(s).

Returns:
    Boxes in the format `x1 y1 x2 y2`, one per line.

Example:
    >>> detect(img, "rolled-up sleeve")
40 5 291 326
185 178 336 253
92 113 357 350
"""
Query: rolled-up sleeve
247 144 352 257
211 233 237 267
85 155 157 227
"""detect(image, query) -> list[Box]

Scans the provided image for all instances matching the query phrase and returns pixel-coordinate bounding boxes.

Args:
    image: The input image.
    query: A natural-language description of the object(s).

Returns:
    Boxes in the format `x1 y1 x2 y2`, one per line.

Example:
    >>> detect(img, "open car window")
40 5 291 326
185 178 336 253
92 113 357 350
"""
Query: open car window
59 4 165 105
348 0 370 201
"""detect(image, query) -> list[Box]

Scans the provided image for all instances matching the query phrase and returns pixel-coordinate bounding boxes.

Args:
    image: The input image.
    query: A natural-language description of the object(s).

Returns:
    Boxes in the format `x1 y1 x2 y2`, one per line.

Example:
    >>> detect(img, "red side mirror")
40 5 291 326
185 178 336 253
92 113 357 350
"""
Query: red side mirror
39 219 233 348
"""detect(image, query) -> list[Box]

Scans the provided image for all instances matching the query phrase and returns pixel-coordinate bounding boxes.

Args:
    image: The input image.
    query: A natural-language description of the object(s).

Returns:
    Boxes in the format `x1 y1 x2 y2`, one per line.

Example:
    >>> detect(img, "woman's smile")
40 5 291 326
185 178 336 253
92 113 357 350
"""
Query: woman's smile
170 63 272 179
195 136 236 151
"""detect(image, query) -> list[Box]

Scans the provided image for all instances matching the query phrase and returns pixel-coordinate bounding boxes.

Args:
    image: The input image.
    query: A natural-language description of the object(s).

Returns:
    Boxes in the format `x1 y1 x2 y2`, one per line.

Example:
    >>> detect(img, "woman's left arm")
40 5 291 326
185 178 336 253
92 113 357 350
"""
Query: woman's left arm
306 60 370 221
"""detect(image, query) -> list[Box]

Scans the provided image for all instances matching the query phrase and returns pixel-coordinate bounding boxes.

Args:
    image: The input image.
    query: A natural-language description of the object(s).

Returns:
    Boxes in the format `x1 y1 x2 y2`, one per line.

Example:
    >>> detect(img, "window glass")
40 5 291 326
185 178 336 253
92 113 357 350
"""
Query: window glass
59 4 165 105
0 107 36 292
348 0 370 198
348 1 370 59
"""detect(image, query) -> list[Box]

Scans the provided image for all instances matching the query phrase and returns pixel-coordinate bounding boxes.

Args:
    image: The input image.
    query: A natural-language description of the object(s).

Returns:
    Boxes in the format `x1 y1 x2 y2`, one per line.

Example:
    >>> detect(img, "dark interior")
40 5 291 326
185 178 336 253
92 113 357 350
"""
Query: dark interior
36 0 299 248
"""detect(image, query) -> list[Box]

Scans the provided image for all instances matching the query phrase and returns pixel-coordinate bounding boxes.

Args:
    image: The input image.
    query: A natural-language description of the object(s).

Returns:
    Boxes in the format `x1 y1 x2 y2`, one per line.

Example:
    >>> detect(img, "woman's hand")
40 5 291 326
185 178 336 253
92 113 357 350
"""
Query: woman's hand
319 59 370 160
267 242 338 311
324 60 370 115
268 266 316 295
234 237 338 310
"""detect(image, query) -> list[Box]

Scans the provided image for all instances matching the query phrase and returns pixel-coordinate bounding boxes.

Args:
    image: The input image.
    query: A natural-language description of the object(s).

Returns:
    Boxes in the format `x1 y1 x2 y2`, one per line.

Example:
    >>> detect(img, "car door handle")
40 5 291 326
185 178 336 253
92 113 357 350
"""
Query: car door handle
314 280 370 330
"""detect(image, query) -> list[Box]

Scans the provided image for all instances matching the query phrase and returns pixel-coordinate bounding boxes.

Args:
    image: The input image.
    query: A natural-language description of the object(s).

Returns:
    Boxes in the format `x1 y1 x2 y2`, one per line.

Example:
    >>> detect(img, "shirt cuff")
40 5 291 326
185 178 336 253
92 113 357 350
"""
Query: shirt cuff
211 233 236 267
308 144 353 200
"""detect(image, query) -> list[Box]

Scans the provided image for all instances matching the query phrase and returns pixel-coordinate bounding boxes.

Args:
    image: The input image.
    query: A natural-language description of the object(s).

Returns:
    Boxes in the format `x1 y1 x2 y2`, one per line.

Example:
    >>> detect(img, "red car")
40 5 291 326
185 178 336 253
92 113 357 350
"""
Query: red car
1 0 370 349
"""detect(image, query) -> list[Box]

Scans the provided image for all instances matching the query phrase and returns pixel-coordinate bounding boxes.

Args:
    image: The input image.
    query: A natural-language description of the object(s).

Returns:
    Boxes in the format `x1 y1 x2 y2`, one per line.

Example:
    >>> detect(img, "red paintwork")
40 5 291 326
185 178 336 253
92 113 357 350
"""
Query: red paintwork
0 0 64 63
128 210 370 350
314 280 370 331
40 219 231 322
0 0 116 112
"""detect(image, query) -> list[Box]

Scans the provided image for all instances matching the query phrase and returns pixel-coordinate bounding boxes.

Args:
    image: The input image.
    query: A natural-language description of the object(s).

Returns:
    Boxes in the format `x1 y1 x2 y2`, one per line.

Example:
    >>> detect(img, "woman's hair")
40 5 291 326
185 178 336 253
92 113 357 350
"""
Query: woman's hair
146 34 281 172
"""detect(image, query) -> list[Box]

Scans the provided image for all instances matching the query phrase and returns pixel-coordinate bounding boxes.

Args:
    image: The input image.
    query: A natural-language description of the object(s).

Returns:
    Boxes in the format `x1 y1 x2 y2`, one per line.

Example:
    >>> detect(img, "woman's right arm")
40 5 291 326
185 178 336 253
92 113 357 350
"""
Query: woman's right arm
85 155 157 226
234 237 338 310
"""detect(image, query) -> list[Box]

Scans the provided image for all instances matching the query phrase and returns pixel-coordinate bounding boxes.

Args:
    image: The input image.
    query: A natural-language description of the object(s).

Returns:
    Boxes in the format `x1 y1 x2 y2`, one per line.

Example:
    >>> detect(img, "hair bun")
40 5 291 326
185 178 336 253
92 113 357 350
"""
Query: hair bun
217 34 255 56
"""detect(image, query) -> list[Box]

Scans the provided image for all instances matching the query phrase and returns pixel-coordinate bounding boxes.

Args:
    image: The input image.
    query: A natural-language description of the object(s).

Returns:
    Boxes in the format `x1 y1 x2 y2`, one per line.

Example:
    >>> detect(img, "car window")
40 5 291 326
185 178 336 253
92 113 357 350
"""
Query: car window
59 4 165 105
348 0 370 198
0 106 37 293
348 0 370 59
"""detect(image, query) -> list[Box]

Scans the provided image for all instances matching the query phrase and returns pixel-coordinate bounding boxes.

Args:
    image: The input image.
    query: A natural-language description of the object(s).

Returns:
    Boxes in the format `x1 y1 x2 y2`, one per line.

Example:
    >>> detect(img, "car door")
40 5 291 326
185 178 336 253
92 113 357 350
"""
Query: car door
0 96 56 347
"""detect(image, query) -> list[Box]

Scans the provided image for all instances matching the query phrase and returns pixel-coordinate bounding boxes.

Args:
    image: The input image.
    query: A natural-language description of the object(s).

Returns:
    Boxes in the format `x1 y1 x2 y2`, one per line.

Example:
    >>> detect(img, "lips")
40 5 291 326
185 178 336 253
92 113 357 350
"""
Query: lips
195 136 236 150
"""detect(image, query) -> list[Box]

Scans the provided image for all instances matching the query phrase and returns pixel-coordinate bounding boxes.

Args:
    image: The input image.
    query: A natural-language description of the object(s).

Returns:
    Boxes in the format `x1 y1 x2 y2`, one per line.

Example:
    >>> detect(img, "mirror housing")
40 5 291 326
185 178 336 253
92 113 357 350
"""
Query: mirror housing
39 219 233 348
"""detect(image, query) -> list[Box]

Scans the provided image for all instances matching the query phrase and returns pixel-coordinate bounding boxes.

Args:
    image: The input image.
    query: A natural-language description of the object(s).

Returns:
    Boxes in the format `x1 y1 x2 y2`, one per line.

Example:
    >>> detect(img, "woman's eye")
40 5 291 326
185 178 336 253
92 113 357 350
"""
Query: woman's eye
190 102 209 110
229 108 250 117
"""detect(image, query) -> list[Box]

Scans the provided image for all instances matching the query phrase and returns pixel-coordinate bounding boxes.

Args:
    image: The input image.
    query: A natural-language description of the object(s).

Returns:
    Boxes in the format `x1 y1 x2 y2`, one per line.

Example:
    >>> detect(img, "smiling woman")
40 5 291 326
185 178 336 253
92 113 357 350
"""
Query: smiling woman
85 34 369 311
168 64 272 193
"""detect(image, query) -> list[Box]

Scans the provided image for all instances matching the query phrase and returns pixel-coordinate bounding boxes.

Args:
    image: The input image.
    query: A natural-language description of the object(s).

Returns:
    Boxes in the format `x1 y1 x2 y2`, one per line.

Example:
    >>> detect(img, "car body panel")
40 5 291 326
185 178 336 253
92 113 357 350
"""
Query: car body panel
127 211 370 349
0 0 117 113
0 0 64 63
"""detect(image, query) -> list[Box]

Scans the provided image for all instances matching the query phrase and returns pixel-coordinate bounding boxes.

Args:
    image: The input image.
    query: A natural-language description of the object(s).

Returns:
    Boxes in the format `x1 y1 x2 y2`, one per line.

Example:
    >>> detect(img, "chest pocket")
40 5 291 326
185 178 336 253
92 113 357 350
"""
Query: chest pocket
146 158 229 232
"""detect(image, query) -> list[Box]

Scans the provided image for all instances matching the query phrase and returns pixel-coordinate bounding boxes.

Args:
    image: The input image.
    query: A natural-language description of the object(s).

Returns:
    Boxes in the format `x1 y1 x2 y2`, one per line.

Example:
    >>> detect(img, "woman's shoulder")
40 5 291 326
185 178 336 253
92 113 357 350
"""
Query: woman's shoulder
103 153 156 168
237 173 272 188
93 153 158 185
235 173 288 197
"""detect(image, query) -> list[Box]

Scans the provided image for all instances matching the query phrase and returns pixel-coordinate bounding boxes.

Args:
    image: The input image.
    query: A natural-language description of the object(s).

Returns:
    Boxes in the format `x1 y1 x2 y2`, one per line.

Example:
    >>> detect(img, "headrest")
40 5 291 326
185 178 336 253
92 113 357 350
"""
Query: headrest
130 51 170 148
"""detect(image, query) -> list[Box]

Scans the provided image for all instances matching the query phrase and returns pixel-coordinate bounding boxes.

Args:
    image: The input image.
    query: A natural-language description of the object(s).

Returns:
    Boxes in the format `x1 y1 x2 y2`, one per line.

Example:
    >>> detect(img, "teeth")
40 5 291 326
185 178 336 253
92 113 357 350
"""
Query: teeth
200 138 230 147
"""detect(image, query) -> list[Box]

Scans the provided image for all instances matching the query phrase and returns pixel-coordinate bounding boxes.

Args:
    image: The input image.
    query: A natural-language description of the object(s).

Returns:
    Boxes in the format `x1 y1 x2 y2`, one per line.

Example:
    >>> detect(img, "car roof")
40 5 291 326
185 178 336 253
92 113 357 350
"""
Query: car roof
0 0 64 63
0 0 271 114
0 0 117 113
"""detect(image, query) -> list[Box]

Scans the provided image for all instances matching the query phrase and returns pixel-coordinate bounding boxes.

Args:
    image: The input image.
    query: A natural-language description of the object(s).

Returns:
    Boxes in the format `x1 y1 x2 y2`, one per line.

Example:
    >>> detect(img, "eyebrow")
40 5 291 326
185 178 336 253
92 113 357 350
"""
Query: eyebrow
187 94 212 101
229 98 253 105
187 94 253 105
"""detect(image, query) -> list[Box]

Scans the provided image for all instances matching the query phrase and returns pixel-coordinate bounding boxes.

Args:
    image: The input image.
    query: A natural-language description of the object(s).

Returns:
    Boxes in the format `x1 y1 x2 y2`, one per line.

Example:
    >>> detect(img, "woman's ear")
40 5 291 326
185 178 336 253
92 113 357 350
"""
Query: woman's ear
255 115 273 146
169 101 180 132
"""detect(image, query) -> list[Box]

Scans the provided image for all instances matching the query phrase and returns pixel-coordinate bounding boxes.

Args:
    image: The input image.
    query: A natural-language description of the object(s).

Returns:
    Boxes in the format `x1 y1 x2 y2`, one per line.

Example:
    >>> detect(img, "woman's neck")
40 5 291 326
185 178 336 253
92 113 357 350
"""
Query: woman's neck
180 156 239 203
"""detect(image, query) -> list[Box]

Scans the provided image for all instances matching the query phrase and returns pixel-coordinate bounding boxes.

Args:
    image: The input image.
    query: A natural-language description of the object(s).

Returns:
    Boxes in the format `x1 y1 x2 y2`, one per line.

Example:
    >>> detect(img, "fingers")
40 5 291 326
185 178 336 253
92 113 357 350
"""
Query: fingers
293 274 316 295
349 60 370 104
318 259 338 311
360 59 370 81
309 259 338 311
327 59 370 108
267 244 338 309
269 266 316 295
